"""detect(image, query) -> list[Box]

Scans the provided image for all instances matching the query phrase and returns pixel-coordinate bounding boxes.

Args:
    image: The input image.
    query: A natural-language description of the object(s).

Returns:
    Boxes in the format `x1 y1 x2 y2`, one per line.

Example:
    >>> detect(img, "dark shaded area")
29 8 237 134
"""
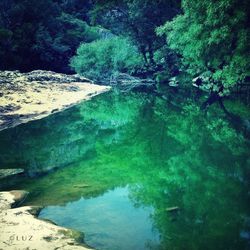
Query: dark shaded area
0 0 96 73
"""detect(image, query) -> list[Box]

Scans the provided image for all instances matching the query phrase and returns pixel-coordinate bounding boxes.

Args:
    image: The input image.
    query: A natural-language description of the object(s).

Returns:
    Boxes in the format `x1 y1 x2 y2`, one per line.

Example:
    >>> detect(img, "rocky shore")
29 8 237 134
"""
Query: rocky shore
0 190 92 250
0 70 110 131
0 70 110 249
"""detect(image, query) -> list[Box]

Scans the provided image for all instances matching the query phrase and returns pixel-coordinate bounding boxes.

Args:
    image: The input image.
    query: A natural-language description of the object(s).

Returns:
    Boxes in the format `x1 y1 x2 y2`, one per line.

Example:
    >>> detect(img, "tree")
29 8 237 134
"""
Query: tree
58 0 92 20
70 36 143 81
90 0 181 66
0 0 97 72
158 0 250 101
33 12 100 72
0 0 60 71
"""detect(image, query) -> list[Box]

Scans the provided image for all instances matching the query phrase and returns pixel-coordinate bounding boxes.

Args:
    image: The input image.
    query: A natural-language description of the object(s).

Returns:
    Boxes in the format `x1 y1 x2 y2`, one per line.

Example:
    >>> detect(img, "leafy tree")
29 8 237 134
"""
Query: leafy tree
0 0 60 70
70 36 144 81
0 0 96 72
33 12 100 72
59 0 92 20
158 0 250 98
90 0 181 66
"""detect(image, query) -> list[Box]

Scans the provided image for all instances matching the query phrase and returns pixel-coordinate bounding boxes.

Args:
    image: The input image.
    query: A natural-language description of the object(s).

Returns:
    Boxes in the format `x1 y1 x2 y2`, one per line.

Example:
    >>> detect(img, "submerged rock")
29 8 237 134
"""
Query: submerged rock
0 168 24 179
240 231 250 240
0 190 92 250
0 70 110 131
166 206 180 212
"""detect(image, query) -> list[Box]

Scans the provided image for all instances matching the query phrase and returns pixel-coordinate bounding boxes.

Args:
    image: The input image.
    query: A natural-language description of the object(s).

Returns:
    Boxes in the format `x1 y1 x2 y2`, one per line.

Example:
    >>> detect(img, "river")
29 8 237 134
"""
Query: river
0 90 249 250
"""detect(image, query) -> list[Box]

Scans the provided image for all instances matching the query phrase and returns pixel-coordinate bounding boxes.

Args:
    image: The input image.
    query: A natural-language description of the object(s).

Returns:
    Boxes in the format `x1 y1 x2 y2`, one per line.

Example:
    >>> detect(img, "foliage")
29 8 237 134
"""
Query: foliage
157 0 250 94
206 118 245 155
33 12 100 72
0 0 95 72
224 100 250 119
59 0 92 20
154 44 180 84
70 36 144 81
0 0 180 77
154 70 172 85
90 0 181 66
1 0 249 96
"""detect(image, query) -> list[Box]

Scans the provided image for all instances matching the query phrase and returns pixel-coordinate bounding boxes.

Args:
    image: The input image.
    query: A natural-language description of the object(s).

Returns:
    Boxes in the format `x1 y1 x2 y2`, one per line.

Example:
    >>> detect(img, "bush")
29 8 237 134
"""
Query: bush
70 36 144 81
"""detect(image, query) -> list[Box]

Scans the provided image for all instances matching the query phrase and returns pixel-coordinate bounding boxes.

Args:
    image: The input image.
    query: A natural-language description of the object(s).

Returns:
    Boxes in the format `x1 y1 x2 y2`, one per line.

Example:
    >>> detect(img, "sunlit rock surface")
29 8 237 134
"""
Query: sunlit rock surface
0 190 92 250
0 168 24 179
0 70 110 131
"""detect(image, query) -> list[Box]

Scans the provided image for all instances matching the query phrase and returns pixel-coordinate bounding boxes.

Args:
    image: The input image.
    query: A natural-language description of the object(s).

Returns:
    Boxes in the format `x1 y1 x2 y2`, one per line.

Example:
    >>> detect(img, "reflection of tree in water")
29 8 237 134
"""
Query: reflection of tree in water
0 91 249 250
0 91 144 175
126 100 250 250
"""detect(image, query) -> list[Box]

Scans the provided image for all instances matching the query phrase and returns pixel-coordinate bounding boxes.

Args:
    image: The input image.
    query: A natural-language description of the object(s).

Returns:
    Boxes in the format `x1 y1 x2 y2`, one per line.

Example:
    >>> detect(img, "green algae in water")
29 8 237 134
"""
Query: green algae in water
0 91 250 250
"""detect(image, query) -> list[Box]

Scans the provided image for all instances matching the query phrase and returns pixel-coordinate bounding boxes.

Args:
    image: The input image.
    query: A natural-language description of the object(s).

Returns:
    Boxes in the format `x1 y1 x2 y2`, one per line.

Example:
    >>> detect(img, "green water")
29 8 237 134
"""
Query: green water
0 90 250 250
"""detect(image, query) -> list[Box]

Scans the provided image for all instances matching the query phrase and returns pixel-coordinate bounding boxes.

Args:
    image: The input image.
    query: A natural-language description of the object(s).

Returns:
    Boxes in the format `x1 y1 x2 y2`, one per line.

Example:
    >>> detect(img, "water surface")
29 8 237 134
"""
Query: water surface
0 91 249 250
39 186 160 250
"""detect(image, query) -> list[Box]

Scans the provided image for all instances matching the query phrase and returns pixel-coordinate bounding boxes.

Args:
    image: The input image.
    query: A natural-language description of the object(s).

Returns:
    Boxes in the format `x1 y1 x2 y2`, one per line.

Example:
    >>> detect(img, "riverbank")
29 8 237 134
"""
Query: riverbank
0 190 92 250
0 70 110 131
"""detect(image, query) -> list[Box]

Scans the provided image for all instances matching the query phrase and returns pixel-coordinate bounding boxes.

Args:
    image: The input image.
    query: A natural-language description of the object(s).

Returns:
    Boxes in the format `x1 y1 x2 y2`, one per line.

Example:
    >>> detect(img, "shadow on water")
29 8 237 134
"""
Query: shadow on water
0 90 250 250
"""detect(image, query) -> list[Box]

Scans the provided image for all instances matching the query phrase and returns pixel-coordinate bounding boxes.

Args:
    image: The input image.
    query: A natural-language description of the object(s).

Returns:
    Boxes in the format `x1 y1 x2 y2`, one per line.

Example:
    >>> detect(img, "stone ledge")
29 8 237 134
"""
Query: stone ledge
0 70 110 131
0 190 92 250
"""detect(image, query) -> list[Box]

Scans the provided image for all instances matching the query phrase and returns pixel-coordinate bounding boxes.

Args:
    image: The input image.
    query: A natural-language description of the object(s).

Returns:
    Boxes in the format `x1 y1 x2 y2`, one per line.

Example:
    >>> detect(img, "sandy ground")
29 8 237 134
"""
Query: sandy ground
0 70 110 131
0 190 92 250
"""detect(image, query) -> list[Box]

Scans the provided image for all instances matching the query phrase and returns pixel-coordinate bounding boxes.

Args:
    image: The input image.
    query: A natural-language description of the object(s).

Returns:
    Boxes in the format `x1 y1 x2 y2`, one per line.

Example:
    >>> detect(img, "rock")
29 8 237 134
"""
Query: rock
166 206 180 212
0 190 92 250
168 77 179 87
192 71 215 92
0 70 110 131
0 168 24 179
26 206 43 216
109 73 155 92
73 184 90 188
9 190 29 207
192 76 203 87
25 70 93 83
